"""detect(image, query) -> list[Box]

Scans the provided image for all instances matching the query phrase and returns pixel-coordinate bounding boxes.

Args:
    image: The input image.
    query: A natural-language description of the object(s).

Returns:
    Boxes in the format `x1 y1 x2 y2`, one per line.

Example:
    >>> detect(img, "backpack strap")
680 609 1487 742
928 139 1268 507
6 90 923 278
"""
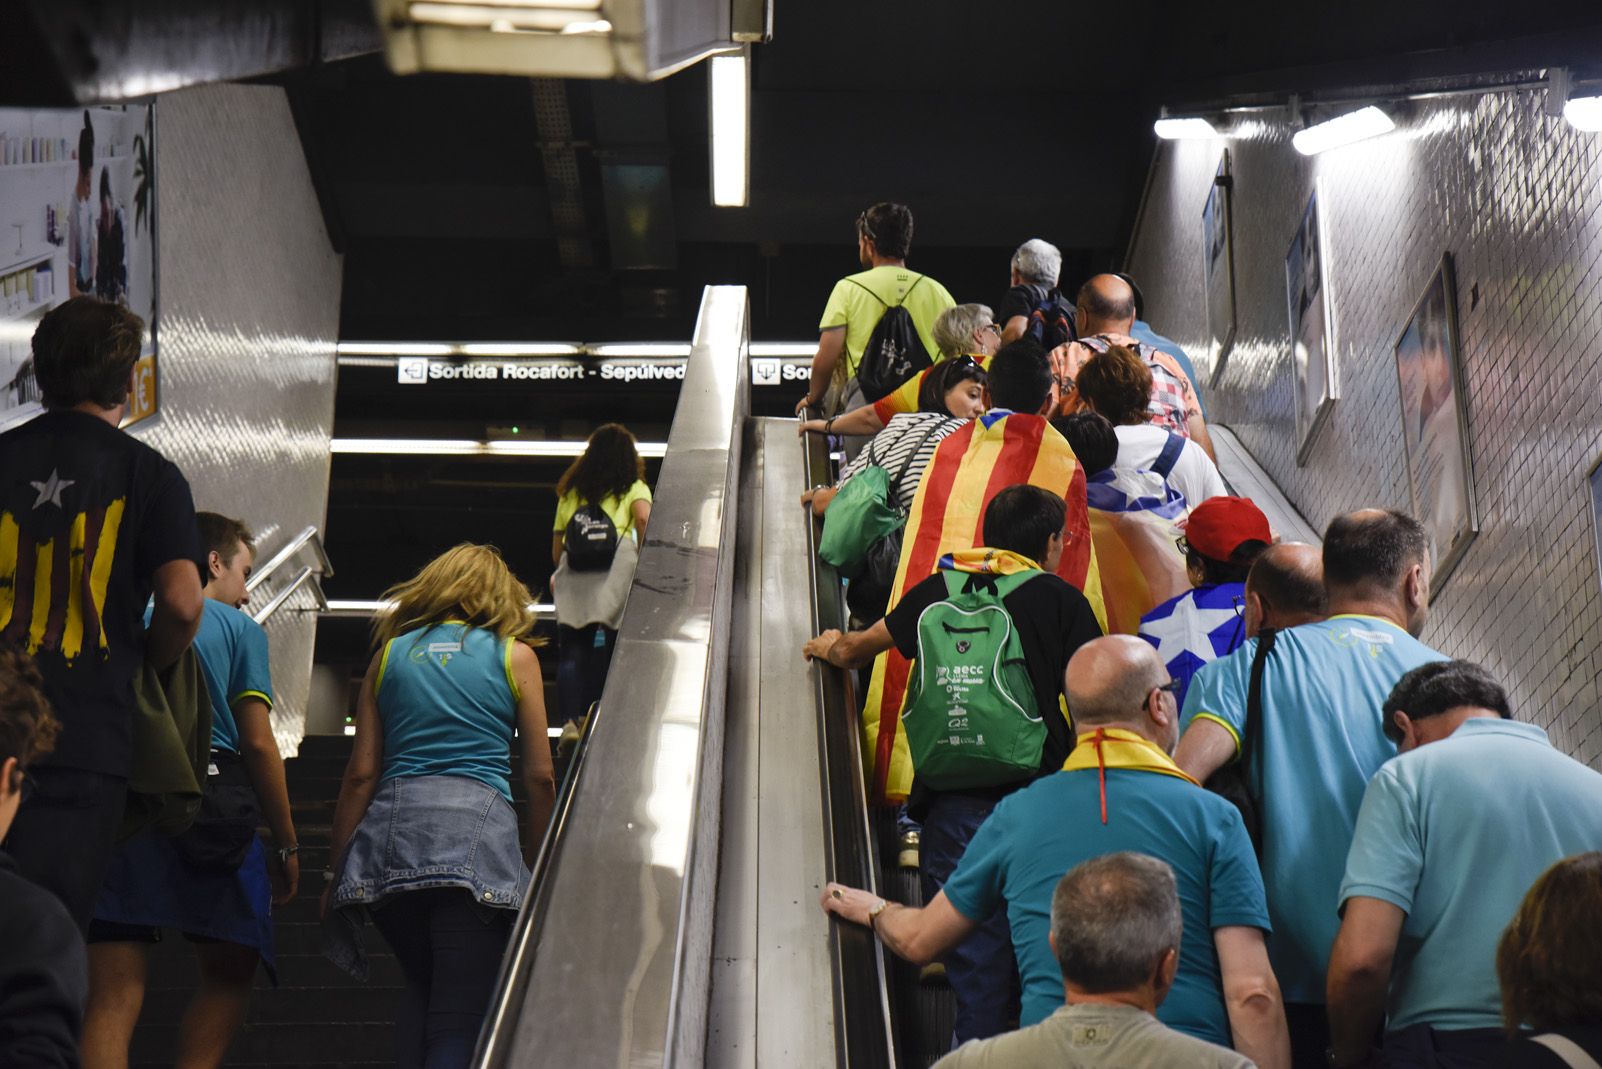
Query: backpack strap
845 277 890 308
899 273 925 307
889 416 955 501
1531 1035 1602 1069
1242 628 1277 817
1150 432 1186 480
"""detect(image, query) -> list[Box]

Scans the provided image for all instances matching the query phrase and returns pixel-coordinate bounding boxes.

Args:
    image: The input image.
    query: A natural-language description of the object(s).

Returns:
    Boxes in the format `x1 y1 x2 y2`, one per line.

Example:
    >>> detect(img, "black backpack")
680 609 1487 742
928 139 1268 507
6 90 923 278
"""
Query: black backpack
851 275 934 403
564 504 619 571
1026 288 1076 351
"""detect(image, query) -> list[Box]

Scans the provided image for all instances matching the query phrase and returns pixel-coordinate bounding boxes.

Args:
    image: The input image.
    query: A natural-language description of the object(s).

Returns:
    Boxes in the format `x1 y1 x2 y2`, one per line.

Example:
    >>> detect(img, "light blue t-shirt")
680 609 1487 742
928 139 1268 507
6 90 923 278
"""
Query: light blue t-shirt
1340 718 1602 1032
1180 614 1446 1002
941 767 1269 1046
376 623 520 800
146 599 274 753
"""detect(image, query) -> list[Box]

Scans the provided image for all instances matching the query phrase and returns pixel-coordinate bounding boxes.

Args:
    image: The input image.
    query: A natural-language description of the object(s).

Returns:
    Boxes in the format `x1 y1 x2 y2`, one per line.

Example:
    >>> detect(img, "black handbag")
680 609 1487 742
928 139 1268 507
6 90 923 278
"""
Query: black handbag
174 750 260 872
1203 628 1275 857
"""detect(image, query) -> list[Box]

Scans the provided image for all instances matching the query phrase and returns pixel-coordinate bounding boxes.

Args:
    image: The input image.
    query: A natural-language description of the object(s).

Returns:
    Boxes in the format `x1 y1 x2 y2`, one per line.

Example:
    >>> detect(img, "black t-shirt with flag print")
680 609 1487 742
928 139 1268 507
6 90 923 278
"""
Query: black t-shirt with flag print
0 410 203 776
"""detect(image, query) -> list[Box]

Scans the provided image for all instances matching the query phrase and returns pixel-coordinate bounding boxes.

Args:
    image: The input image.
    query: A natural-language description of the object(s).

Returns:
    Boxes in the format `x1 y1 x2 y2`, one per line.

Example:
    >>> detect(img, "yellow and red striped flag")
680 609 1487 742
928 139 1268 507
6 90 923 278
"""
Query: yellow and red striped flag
859 412 1106 804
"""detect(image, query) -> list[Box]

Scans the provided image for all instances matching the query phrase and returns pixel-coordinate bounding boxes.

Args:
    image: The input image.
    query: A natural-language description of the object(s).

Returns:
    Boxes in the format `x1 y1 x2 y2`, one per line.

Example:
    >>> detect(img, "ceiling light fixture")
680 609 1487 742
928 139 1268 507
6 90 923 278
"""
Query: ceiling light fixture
456 342 582 356
330 438 668 458
709 51 750 207
748 342 817 357
1153 116 1219 140
337 342 454 356
1292 105 1395 155
1563 95 1602 132
588 343 693 358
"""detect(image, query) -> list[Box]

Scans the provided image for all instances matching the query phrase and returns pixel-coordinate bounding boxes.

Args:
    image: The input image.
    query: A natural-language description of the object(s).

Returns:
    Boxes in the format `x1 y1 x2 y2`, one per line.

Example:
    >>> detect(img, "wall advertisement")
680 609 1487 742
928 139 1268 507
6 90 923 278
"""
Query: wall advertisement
1285 181 1338 465
0 104 156 431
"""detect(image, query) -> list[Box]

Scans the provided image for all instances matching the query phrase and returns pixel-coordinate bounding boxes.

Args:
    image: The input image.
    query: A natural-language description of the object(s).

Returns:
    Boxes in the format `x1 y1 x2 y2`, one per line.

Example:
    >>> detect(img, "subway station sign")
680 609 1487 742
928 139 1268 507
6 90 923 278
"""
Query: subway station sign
392 355 809 387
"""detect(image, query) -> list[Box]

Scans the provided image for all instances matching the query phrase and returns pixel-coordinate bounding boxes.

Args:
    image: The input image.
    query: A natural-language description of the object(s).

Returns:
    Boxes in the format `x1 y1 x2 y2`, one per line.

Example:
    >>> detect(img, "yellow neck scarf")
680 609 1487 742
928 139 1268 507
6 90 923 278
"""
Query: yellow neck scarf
1062 727 1200 824
939 547 1041 576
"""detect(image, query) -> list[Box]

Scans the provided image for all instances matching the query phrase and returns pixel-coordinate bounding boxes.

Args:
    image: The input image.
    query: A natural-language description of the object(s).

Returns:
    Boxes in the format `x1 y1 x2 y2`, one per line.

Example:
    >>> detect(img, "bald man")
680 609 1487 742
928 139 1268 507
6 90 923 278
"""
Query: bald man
1175 511 1447 1065
1241 542 1326 638
822 635 1289 1067
1049 274 1216 461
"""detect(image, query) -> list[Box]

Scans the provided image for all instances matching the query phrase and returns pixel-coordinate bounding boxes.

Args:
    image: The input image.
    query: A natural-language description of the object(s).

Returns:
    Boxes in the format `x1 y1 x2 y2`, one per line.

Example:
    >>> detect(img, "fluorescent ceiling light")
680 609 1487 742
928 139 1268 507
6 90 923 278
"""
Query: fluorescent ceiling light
457 342 582 356
408 0 601 32
1292 106 1395 156
1563 95 1602 132
325 598 555 616
589 343 692 357
337 342 454 356
709 52 750 208
330 438 667 458
1153 117 1219 140
748 342 816 357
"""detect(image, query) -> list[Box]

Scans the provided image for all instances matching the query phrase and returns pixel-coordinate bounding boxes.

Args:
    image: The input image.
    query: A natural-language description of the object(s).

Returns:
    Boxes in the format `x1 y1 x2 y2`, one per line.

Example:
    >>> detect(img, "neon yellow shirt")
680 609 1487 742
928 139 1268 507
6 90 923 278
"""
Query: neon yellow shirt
553 480 652 539
818 265 955 380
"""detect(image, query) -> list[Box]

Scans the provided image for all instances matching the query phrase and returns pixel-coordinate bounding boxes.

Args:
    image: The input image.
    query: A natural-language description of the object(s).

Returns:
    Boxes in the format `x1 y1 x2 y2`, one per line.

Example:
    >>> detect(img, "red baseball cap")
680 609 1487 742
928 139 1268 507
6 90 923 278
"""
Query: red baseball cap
1185 496 1271 562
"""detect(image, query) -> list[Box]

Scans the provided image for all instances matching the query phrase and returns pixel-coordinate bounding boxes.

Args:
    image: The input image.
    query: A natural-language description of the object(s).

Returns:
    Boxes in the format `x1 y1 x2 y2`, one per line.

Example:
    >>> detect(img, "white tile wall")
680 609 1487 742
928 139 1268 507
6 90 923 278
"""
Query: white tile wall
133 84 342 756
1128 84 1602 767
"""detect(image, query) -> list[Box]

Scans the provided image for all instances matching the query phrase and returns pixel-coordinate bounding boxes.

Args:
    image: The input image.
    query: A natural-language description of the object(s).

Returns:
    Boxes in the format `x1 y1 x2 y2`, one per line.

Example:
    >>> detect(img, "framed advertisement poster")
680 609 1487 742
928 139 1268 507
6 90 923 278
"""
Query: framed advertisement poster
1202 150 1236 386
1285 182 1338 464
1394 252 1477 588
0 103 157 432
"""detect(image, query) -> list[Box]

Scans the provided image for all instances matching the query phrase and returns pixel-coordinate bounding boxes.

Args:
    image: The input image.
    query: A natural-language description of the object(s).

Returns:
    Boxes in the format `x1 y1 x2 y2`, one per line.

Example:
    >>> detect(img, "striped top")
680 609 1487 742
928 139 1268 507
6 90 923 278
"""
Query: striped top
836 413 966 512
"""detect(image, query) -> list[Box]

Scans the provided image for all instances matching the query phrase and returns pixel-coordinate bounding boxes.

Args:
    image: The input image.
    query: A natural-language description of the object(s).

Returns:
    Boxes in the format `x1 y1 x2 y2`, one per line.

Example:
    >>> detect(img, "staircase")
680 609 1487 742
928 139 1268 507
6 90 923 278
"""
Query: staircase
130 735 399 1069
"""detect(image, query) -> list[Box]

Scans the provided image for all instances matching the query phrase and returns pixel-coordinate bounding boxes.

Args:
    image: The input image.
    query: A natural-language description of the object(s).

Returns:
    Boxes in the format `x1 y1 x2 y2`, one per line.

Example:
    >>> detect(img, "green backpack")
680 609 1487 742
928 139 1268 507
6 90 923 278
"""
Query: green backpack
901 570 1048 790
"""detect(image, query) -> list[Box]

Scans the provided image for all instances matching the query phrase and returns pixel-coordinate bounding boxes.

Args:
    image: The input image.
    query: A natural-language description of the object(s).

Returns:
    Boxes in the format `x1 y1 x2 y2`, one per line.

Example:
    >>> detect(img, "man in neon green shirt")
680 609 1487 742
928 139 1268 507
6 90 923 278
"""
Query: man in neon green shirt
795 202 955 418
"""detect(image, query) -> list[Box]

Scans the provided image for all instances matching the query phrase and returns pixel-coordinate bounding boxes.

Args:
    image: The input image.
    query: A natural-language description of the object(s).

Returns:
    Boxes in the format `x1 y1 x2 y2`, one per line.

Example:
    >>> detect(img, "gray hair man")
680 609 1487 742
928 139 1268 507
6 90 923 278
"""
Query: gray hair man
1175 509 1447 1065
822 635 1289 1066
999 238 1064 344
934 853 1256 1068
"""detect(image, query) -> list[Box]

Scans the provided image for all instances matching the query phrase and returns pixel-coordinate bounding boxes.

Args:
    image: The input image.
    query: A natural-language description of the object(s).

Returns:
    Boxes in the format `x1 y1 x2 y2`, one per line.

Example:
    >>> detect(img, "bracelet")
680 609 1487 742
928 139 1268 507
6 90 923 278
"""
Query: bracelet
277 843 300 863
866 898 890 929
825 416 836 434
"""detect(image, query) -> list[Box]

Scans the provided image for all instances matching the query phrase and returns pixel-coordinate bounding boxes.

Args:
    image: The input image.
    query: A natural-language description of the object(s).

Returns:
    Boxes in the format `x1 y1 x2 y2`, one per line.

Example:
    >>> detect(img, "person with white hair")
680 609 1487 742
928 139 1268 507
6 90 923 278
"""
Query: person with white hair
999 238 1071 346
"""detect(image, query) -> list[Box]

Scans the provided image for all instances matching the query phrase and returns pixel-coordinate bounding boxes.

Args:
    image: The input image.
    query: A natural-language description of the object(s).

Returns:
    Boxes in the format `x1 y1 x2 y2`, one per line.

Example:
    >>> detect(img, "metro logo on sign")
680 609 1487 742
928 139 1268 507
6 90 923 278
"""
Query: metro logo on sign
751 358 781 386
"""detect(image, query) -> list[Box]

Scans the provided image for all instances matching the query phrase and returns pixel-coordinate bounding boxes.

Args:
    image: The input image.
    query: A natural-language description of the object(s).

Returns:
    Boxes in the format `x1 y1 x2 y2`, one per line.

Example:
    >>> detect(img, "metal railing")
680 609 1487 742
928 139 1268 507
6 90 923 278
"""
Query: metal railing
245 525 334 625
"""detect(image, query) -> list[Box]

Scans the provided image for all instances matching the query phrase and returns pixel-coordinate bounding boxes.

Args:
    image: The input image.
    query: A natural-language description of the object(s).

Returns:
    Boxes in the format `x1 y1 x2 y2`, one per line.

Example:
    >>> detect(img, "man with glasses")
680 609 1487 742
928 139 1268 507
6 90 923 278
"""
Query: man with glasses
0 643 87 1067
820 635 1290 1067
1175 509 1447 1067
794 202 955 419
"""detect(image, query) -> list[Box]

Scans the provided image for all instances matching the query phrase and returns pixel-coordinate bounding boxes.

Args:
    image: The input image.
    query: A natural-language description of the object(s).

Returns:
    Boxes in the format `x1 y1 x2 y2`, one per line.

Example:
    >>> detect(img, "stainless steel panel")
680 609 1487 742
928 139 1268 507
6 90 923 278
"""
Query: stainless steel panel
133 83 341 756
489 285 749 1068
704 418 838 1066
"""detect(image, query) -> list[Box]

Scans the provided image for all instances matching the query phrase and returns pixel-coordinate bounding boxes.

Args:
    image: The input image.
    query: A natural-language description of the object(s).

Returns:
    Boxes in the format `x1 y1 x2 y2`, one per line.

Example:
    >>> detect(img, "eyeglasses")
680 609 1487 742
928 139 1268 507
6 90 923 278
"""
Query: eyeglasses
1149 678 1182 702
980 323 1001 337
1175 535 1190 556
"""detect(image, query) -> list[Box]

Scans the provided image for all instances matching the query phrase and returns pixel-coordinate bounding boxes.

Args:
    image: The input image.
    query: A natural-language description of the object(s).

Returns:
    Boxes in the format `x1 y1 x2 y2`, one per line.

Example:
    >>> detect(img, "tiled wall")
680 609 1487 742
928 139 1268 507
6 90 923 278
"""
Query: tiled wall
134 83 341 755
1128 84 1602 767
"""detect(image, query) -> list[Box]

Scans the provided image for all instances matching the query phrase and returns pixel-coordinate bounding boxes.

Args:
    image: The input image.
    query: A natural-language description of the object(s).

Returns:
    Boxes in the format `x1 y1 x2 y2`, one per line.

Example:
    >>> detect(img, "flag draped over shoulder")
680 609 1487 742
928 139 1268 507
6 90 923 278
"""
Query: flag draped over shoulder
1086 467 1191 635
859 411 1105 804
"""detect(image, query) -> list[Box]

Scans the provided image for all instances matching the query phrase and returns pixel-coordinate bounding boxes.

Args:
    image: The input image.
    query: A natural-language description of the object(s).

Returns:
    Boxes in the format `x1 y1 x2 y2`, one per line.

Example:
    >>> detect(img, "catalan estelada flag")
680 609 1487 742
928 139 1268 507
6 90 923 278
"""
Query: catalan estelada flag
859 411 1105 804
1085 466 1190 636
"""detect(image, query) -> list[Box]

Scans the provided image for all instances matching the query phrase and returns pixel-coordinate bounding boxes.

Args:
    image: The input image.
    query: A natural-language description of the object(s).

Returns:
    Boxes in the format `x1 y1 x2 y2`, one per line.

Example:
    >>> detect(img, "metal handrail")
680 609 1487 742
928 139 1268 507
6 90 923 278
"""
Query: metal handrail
246 525 335 594
803 426 899 1067
251 565 330 625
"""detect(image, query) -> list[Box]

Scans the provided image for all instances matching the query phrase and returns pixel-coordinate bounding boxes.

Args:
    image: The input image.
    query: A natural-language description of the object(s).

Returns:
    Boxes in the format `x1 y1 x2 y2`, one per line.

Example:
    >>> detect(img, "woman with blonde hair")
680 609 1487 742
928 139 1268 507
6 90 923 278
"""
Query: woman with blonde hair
550 422 652 730
323 544 555 1069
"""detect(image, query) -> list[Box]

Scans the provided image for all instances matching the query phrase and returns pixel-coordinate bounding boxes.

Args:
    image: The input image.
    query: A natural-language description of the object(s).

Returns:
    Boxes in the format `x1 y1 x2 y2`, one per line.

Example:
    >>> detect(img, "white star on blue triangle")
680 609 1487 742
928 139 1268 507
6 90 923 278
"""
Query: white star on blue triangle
1139 583 1247 706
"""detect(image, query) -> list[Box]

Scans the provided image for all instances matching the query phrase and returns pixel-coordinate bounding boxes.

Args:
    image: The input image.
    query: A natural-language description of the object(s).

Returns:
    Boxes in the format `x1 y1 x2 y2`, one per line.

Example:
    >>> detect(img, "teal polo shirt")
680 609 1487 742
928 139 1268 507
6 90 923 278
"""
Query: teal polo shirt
1180 614 1446 1002
941 766 1269 1046
147 599 274 753
1340 718 1602 1032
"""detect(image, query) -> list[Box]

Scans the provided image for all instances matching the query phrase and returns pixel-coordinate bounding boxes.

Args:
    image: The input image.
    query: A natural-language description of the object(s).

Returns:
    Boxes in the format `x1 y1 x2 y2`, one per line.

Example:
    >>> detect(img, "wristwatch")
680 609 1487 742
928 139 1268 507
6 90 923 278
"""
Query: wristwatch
277 843 300 864
866 898 890 928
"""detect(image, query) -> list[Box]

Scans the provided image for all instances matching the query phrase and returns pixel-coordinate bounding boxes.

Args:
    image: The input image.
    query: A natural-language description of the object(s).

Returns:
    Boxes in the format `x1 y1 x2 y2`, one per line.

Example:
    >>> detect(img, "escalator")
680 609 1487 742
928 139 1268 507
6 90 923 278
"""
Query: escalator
474 286 943 1068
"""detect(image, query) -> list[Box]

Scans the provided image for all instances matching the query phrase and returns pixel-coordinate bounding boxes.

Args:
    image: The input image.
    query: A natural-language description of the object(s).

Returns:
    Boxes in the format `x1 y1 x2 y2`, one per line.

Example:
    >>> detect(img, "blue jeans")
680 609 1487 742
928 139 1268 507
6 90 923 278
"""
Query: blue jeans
556 624 615 727
919 791 1020 1047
